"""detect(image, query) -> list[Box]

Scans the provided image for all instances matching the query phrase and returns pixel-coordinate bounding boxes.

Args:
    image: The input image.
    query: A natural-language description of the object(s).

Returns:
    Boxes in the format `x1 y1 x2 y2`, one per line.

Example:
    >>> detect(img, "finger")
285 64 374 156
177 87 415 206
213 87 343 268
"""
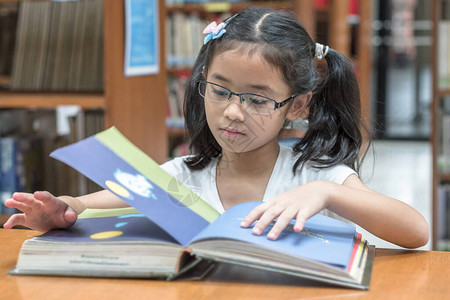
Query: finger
294 209 313 232
12 192 35 202
12 192 40 207
11 193 44 211
63 208 78 225
240 202 271 227
267 210 297 240
4 199 34 214
2 213 26 229
34 191 55 203
252 204 285 235
3 197 17 208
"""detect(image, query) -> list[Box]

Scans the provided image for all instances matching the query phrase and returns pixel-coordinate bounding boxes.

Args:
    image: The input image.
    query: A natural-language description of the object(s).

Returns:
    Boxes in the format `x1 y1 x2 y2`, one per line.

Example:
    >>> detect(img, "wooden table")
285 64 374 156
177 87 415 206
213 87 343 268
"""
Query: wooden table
1 229 449 299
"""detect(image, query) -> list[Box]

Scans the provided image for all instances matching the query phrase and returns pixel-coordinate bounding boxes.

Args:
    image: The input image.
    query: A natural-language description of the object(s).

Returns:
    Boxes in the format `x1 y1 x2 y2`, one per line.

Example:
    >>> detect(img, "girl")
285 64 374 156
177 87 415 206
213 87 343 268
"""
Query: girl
4 7 429 248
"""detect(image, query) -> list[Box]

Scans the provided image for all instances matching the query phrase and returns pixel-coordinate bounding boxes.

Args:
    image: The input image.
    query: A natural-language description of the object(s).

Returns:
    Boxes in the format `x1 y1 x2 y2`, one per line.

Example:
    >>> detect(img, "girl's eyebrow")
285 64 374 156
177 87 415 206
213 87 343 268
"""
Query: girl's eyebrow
210 73 276 94
210 73 230 84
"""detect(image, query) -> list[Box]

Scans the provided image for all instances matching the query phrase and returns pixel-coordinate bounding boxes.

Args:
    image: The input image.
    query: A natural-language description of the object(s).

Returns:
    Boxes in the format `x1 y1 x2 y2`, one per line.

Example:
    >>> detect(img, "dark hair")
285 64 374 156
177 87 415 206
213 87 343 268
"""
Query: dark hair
183 7 369 173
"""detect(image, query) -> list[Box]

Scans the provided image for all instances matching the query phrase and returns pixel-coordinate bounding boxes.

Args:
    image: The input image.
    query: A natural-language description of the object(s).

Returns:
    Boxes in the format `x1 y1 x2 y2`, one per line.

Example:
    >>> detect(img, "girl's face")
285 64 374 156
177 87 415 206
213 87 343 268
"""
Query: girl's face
204 48 303 155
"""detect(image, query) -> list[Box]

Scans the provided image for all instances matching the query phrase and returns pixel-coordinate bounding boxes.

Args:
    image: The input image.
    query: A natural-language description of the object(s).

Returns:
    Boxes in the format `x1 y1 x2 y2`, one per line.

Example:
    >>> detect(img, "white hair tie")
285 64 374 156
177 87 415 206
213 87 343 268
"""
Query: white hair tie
314 43 329 60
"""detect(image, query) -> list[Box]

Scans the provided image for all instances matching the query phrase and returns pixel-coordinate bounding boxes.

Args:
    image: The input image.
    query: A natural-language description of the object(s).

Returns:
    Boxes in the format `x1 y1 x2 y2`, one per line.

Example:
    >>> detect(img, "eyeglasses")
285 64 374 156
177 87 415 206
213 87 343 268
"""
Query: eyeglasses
197 81 296 115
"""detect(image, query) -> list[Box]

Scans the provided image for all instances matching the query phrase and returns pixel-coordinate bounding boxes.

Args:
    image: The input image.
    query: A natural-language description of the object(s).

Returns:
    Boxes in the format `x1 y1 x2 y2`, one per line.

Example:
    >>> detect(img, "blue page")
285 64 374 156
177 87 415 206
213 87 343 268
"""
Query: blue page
190 202 356 269
40 212 178 244
50 135 210 247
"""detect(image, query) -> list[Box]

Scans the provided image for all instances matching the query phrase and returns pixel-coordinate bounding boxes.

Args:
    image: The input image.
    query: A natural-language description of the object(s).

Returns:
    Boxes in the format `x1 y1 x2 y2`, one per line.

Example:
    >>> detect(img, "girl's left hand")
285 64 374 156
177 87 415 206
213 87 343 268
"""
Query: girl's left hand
240 181 332 240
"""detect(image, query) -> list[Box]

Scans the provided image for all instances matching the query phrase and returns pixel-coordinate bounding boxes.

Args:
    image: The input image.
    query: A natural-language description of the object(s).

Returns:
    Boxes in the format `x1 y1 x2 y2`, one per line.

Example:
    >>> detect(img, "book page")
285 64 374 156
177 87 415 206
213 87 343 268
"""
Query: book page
190 202 356 269
50 127 220 246
40 208 179 244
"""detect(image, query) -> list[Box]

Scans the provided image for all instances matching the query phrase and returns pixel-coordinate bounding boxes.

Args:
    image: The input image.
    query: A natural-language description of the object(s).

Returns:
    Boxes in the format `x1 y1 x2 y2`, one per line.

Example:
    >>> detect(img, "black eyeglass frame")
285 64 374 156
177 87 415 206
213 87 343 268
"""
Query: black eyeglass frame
197 80 297 113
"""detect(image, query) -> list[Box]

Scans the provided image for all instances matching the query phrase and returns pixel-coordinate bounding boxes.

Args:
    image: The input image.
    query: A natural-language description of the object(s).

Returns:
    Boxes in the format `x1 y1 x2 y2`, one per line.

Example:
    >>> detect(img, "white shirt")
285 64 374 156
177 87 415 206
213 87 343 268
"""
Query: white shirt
161 146 356 218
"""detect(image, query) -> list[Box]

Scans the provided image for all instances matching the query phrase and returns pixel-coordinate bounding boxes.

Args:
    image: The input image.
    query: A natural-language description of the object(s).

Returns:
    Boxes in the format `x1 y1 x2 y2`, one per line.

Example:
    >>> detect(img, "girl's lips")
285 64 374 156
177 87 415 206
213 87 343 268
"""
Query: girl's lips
221 128 244 138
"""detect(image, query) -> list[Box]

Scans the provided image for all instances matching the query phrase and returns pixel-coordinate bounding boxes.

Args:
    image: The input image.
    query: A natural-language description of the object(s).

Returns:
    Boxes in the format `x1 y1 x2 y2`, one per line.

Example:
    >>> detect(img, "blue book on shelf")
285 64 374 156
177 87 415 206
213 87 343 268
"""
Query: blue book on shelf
0 138 24 215
0 137 43 215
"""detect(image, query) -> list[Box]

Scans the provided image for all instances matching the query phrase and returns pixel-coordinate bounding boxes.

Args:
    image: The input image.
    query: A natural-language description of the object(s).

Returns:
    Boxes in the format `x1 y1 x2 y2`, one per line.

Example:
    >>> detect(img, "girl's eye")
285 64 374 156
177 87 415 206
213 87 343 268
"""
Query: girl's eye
212 87 228 97
248 96 268 105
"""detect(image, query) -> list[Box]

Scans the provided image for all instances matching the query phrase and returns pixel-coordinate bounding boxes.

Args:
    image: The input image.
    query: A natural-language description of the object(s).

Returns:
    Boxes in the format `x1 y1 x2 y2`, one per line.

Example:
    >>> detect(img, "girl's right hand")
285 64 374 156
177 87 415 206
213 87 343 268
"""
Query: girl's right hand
3 191 78 232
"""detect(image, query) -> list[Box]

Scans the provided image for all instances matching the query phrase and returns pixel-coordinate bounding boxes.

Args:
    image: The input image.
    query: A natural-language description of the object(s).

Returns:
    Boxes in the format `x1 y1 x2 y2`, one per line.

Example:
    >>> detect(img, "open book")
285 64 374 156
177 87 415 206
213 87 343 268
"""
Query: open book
10 127 374 289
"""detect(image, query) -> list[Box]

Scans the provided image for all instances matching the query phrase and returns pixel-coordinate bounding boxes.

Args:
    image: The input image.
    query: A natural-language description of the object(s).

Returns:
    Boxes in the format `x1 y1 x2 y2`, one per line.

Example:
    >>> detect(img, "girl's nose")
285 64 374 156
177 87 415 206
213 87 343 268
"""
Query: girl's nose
223 95 245 121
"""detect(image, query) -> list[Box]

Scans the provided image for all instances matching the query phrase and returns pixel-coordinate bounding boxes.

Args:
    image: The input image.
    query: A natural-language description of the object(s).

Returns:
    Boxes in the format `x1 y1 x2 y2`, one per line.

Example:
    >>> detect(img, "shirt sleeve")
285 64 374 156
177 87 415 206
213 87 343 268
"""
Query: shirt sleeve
304 163 357 185
160 156 190 177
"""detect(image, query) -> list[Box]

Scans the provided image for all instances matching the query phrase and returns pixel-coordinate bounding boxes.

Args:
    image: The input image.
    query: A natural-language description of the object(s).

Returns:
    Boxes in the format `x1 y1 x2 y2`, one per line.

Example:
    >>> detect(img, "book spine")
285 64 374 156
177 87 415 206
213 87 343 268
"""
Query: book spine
437 184 450 251
0 4 18 77
438 21 450 88
10 0 103 91
439 97 450 173
166 13 226 69
0 138 22 215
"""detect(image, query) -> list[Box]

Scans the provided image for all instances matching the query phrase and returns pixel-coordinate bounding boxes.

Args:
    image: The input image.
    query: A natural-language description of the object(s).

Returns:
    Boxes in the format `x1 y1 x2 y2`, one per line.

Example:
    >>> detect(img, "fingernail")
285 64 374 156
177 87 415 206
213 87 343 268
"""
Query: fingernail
253 228 261 235
268 232 276 240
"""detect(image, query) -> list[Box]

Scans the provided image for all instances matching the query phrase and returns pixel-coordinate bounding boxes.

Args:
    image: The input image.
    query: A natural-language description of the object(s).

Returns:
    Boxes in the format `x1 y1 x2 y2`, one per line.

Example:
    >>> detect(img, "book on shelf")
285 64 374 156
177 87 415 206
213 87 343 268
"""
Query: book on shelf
440 114 450 173
10 0 103 91
438 20 450 89
0 136 44 215
166 12 218 68
438 97 450 173
0 109 105 202
0 137 24 215
0 2 18 78
0 109 63 214
166 70 189 125
10 127 374 290
437 184 450 251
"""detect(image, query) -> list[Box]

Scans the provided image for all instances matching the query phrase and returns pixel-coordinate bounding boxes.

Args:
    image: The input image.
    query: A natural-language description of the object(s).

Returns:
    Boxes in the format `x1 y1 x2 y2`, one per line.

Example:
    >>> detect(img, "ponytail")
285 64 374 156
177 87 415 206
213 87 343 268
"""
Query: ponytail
293 49 367 174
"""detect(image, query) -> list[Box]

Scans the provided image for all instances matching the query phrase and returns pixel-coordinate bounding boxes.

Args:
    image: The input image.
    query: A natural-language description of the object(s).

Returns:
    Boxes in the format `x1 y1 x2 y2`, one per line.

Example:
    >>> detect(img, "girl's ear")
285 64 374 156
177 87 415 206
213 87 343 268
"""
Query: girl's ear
286 92 312 122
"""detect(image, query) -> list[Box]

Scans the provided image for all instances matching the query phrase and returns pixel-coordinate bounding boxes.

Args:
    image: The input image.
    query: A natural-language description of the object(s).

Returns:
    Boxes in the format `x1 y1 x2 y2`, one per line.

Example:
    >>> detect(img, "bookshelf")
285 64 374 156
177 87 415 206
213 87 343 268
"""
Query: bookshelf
0 0 168 164
431 0 450 250
0 92 104 109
